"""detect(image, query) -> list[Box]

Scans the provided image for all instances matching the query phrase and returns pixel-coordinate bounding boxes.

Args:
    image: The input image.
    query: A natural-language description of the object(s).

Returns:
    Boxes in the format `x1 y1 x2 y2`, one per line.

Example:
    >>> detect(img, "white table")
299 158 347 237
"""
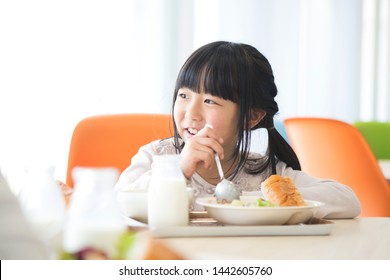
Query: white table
160 218 390 259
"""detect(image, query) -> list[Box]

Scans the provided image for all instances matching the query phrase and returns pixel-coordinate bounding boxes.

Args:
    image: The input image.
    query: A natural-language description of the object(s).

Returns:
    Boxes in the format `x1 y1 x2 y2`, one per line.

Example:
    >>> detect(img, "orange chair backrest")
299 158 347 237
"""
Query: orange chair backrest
284 117 390 217
66 113 173 187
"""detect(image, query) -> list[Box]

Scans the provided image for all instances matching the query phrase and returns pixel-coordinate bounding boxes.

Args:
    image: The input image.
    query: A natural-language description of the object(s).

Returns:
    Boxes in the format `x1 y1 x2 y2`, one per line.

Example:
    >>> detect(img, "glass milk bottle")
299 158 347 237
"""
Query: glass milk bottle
19 165 66 258
63 167 126 258
148 155 189 228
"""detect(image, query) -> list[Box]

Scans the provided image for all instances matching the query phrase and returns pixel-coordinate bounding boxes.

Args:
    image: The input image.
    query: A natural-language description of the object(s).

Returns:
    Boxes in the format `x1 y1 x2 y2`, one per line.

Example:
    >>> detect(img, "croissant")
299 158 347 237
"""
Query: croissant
261 175 305 206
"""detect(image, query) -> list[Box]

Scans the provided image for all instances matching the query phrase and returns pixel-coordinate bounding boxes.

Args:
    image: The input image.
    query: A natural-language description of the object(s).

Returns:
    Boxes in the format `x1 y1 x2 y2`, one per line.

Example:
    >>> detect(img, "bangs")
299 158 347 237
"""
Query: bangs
175 44 240 103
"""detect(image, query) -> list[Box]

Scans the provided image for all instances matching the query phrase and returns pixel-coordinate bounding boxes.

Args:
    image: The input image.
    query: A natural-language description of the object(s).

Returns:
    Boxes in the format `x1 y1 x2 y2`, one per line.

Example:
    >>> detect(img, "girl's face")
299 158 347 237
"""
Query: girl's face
174 87 239 153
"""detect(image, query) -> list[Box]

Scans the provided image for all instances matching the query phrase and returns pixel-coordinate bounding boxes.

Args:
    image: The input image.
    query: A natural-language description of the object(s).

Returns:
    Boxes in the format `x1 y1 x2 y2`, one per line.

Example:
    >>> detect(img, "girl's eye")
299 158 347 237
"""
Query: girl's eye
178 93 188 99
204 99 217 105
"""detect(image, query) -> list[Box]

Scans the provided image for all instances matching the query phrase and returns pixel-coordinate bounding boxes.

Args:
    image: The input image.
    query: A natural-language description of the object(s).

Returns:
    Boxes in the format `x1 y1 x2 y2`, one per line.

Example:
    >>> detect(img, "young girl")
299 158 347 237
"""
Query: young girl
115 41 361 219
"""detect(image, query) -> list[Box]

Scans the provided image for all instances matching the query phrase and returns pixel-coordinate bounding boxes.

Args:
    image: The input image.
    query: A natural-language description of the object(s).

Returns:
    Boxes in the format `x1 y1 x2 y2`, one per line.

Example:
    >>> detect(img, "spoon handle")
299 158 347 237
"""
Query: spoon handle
205 124 225 181
214 153 224 180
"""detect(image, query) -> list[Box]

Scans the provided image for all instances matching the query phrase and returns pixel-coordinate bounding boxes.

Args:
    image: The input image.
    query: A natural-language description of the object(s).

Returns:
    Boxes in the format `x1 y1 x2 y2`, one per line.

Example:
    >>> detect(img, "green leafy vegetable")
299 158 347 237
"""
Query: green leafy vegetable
115 231 136 260
256 198 278 207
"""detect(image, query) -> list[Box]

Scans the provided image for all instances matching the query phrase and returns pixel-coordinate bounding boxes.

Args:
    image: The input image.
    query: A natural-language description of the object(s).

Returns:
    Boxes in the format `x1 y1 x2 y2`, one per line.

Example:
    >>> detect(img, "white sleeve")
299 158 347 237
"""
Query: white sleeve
114 142 156 192
277 162 362 219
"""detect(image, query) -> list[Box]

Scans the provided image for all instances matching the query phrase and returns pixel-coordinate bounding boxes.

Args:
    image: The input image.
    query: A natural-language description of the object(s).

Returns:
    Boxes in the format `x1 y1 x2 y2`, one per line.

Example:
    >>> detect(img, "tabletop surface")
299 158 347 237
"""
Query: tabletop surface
121 162 390 260
159 218 390 260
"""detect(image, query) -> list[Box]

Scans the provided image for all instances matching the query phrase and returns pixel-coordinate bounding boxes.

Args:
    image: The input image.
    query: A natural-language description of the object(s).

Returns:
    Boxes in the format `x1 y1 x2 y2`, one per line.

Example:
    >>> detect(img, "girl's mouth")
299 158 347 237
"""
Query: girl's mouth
187 128 198 135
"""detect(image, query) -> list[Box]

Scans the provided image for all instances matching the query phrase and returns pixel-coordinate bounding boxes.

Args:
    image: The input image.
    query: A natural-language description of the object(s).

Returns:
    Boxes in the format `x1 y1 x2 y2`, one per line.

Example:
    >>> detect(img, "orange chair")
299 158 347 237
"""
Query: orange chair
66 113 173 187
284 117 390 217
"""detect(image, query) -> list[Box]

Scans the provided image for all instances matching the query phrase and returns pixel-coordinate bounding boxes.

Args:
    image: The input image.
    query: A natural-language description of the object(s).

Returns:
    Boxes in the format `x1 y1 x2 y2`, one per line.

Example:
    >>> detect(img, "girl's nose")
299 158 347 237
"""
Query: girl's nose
184 100 202 121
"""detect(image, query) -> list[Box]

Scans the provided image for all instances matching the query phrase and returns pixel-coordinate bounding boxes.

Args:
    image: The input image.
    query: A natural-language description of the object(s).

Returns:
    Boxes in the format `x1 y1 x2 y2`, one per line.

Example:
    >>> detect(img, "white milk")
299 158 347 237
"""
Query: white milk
148 155 189 228
63 167 126 257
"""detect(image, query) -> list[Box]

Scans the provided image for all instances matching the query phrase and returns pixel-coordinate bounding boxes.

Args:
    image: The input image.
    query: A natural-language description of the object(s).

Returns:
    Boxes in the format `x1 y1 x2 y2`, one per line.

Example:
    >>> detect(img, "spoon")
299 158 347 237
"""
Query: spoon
213 143 240 204
204 124 240 203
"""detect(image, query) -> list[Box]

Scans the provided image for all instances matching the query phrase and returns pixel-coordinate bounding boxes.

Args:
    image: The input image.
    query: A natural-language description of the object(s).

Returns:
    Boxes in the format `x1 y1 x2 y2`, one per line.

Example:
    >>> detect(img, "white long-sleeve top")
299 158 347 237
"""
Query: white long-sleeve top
115 138 361 219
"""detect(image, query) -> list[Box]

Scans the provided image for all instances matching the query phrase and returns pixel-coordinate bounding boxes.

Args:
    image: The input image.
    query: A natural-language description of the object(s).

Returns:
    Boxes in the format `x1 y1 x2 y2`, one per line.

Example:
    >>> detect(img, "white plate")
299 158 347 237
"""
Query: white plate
196 197 323 225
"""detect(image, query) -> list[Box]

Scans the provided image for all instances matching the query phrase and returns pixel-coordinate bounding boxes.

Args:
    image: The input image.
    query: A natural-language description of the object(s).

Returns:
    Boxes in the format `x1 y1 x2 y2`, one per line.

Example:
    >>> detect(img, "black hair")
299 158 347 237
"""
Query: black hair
171 41 300 179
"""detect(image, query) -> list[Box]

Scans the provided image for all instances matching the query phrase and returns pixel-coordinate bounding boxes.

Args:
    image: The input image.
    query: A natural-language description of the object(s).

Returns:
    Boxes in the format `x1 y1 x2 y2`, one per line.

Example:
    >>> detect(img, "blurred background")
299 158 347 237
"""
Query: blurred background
1 0 389 193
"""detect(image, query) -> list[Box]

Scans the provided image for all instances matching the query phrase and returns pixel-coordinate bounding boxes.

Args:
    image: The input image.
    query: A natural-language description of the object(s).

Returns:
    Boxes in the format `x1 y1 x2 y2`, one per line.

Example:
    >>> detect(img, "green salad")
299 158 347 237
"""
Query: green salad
229 198 278 207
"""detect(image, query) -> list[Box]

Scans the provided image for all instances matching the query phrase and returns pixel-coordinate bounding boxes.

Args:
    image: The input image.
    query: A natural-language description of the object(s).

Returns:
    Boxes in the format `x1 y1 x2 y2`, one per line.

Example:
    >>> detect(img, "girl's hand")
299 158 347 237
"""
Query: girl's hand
179 125 224 180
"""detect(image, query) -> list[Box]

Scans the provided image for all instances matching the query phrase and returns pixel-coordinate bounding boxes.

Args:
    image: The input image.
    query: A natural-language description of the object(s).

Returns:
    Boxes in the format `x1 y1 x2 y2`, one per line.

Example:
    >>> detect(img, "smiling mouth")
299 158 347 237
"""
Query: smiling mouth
187 128 198 135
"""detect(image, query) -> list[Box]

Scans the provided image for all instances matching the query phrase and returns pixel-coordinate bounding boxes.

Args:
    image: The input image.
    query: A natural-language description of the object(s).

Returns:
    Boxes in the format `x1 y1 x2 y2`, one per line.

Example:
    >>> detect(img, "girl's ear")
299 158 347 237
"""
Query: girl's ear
250 110 266 129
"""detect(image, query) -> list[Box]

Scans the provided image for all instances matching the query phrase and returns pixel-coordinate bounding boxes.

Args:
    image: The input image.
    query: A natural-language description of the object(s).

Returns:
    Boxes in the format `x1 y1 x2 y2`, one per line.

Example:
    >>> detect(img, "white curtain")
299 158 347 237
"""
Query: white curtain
195 0 361 122
0 0 389 191
360 0 390 121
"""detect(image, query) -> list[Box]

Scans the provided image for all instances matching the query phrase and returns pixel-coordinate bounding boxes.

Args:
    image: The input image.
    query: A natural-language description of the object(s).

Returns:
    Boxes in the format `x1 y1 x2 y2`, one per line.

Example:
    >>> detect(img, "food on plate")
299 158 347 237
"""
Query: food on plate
256 198 278 207
227 198 276 207
216 176 306 208
230 199 244 206
261 175 305 206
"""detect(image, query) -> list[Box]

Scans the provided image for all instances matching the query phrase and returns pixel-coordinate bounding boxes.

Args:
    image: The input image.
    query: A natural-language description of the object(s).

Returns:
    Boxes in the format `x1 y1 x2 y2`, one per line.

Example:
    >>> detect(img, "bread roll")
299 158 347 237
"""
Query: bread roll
261 175 305 206
127 232 185 260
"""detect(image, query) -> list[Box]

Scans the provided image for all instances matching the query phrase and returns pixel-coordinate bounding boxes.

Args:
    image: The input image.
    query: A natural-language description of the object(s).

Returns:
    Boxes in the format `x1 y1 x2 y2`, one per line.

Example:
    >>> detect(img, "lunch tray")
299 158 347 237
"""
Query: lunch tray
125 211 334 238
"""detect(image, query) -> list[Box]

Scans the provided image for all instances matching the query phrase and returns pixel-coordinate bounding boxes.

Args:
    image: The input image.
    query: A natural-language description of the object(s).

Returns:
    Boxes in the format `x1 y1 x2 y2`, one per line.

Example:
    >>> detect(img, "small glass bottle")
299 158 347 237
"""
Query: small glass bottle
63 167 126 258
148 155 189 228
19 165 66 258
